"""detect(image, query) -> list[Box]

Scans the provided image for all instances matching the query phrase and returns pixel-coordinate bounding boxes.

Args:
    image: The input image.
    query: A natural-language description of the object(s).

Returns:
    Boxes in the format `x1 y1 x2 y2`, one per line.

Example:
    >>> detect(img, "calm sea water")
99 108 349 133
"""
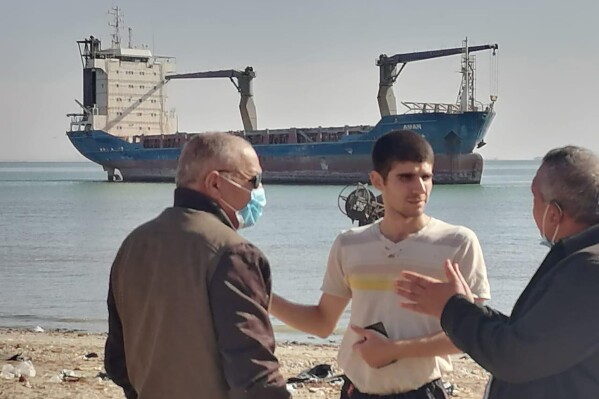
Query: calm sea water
0 161 547 342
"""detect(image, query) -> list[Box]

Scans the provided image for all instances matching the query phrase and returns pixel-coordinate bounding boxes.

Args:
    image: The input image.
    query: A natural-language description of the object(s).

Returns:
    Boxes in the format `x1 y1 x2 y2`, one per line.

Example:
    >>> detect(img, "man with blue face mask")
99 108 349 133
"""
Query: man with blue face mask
395 145 599 399
105 133 290 399
218 172 266 229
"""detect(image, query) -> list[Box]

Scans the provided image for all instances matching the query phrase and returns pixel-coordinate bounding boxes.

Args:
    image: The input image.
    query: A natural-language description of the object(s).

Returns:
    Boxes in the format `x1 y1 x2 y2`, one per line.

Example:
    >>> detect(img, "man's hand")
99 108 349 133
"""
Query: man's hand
394 260 474 319
351 325 397 368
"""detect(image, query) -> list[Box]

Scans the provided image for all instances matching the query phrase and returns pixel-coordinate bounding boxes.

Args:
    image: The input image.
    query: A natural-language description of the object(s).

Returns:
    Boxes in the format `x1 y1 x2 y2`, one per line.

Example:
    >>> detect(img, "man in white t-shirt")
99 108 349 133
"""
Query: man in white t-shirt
270 130 490 399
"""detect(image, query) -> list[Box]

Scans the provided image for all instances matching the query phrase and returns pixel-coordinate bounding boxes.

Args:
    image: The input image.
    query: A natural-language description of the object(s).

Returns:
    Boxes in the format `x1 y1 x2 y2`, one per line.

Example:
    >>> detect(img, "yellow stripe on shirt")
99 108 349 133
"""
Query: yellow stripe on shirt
347 275 396 291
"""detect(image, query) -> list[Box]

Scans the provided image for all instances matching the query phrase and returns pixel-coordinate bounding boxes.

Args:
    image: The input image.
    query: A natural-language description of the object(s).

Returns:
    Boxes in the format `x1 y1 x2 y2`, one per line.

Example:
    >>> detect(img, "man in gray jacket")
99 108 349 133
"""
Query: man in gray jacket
395 145 599 398
105 133 290 399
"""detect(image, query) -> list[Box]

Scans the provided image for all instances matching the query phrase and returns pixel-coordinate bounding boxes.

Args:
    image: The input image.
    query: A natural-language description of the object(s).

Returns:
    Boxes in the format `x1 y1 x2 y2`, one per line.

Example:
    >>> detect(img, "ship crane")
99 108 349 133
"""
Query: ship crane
165 66 257 131
376 41 498 117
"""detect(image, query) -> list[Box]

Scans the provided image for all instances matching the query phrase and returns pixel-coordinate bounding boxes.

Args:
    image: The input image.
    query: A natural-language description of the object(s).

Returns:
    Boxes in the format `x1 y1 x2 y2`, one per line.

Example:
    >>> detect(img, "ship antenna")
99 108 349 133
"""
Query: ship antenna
128 27 133 48
108 6 124 48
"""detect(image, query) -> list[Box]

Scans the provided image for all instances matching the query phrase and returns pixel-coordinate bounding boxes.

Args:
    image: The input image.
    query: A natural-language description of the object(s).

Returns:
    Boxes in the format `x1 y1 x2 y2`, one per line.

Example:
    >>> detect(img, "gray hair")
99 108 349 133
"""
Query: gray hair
537 145 599 224
175 132 251 188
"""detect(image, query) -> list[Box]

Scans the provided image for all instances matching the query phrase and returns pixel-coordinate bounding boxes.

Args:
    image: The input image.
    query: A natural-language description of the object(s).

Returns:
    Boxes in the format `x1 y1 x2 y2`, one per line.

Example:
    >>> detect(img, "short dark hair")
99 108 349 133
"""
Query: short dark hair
372 130 434 179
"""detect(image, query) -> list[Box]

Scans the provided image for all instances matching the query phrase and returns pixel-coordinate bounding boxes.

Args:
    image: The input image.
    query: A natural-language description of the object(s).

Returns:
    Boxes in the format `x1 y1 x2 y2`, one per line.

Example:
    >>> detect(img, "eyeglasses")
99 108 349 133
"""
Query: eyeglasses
218 170 262 189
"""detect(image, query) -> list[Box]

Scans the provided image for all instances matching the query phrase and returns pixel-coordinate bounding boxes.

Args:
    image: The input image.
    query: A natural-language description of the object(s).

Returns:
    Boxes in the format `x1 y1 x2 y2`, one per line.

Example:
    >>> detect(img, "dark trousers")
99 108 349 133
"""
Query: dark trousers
340 377 448 399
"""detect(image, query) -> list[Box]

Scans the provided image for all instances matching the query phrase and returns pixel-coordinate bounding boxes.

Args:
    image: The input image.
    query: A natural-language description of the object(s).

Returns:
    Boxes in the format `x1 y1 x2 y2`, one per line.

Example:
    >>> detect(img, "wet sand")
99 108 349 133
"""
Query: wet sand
0 328 488 398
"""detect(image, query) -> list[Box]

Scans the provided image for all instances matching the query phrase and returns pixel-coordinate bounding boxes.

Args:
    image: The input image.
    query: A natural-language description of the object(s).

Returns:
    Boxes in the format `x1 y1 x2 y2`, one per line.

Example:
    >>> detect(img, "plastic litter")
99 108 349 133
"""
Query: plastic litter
287 364 334 383
15 361 36 378
1 364 16 379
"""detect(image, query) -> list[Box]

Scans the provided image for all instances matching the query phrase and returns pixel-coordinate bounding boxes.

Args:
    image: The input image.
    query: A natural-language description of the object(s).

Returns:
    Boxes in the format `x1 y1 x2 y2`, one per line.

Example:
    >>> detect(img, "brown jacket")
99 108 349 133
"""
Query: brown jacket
105 188 290 399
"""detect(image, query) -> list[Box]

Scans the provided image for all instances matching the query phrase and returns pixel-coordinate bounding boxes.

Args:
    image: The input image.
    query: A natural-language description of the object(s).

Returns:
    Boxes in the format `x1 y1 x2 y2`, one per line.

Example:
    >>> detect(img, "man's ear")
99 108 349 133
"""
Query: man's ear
204 171 222 199
370 170 384 190
550 201 564 223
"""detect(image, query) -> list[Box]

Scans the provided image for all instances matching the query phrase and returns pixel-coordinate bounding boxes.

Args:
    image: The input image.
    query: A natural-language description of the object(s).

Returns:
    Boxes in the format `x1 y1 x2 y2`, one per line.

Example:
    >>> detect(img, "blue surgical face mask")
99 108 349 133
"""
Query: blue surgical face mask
220 176 266 229
539 203 561 247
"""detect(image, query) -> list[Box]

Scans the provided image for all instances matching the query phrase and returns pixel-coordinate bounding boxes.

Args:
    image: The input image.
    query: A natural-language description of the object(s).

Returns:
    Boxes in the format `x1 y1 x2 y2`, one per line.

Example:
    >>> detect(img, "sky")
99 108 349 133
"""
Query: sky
0 0 597 161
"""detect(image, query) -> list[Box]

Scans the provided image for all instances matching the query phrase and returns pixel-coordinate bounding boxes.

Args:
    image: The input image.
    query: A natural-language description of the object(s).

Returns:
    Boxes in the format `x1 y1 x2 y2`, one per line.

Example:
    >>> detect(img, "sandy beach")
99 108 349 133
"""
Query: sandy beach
0 328 488 398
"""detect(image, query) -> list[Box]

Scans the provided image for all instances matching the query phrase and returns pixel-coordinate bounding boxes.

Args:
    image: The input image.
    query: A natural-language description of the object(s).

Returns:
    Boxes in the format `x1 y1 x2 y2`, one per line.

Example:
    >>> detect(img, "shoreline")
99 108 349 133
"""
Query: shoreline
0 328 488 398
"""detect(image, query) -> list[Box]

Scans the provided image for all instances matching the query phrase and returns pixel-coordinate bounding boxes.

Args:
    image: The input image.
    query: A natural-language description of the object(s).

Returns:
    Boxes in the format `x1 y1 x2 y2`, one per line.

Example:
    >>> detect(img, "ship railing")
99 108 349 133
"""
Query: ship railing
152 56 176 63
67 113 92 132
132 132 191 149
402 101 482 114
240 125 372 145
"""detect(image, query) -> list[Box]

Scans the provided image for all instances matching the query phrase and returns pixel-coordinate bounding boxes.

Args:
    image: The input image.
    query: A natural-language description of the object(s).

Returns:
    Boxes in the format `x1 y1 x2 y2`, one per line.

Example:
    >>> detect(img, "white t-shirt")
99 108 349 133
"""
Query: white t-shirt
321 217 490 395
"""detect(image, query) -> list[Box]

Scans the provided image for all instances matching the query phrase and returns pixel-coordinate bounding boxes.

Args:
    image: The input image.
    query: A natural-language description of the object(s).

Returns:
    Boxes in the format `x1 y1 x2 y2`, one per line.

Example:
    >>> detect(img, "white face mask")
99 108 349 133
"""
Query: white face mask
539 202 562 247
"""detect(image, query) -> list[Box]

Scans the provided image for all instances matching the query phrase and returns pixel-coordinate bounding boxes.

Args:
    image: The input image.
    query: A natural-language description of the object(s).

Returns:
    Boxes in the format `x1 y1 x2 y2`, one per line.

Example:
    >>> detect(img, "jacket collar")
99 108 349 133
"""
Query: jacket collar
558 223 599 256
173 187 235 229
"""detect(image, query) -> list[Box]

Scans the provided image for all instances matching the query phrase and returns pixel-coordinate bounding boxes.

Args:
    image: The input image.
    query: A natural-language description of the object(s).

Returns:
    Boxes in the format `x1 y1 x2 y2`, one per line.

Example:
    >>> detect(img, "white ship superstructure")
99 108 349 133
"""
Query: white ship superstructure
69 7 176 140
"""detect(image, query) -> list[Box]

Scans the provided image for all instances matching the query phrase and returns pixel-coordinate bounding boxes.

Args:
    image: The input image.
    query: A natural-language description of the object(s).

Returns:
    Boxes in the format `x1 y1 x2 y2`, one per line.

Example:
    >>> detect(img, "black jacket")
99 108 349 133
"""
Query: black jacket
441 224 599 398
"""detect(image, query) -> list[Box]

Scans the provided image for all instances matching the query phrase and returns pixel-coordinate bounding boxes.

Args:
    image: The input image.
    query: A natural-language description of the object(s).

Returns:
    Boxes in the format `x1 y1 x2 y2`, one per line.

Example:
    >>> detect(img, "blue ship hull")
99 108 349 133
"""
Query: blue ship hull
67 110 495 184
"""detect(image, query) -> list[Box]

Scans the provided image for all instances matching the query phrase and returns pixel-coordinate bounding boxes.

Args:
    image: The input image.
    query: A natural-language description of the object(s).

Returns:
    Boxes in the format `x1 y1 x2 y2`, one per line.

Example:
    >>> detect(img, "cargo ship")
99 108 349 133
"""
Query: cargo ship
67 8 498 184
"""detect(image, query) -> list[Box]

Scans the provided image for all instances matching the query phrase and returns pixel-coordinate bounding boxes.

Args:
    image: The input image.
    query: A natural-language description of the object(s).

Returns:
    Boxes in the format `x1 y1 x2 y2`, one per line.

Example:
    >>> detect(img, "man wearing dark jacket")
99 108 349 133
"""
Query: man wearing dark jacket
395 145 599 398
105 133 290 399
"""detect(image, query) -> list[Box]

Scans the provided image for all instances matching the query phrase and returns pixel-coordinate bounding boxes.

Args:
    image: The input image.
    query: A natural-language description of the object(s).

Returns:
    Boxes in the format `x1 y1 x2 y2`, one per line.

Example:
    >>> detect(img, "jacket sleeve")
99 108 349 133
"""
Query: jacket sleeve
441 251 599 383
105 273 138 399
208 243 291 399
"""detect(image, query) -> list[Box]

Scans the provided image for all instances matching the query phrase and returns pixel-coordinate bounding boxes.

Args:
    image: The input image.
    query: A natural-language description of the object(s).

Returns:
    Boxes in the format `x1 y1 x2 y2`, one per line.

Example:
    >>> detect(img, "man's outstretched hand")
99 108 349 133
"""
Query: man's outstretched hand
394 260 474 319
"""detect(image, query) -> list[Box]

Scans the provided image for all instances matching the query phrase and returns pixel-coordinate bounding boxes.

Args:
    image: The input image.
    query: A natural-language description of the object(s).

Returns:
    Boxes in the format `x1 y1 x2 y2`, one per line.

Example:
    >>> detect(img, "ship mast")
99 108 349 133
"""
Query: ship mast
108 6 124 48
459 38 470 112
457 38 482 112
